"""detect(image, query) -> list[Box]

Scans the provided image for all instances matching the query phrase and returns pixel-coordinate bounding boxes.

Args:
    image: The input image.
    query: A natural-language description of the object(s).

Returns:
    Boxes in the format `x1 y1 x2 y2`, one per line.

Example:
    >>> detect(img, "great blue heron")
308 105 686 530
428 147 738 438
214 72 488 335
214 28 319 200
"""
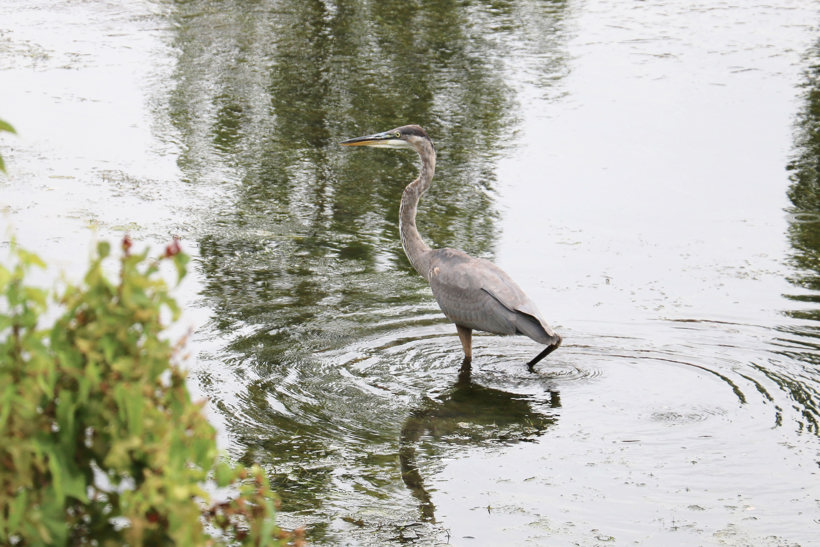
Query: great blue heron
340 125 561 368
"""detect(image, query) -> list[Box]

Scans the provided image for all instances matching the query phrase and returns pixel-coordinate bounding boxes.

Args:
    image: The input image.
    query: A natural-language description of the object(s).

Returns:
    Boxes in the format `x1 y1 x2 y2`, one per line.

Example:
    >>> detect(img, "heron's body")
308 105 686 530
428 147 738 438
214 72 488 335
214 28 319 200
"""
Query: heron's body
427 248 557 344
341 124 561 368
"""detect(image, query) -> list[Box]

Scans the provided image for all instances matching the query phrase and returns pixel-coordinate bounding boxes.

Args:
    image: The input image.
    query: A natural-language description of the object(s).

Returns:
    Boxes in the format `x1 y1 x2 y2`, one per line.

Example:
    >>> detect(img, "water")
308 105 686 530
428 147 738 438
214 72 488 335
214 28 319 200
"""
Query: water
2 0 819 544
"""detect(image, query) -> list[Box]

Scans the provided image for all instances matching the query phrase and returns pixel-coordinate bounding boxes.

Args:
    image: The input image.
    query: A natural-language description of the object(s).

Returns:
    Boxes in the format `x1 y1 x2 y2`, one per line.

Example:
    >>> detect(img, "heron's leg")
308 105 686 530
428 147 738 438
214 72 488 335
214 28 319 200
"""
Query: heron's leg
455 325 472 363
527 335 562 370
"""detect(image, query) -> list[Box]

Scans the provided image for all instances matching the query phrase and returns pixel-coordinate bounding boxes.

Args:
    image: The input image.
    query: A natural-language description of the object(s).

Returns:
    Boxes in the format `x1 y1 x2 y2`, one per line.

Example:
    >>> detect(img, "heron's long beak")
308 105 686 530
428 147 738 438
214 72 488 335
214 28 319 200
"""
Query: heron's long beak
340 130 404 148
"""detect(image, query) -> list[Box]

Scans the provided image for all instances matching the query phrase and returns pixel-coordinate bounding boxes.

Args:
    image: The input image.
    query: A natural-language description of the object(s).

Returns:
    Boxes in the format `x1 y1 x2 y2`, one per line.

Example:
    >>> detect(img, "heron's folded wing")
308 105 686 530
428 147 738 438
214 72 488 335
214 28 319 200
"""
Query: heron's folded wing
426 251 519 334
427 250 556 344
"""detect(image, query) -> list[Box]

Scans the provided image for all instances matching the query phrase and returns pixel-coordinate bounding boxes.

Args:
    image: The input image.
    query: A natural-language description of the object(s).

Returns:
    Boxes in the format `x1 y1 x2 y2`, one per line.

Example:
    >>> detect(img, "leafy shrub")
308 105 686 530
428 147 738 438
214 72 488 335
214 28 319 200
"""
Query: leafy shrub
0 238 301 546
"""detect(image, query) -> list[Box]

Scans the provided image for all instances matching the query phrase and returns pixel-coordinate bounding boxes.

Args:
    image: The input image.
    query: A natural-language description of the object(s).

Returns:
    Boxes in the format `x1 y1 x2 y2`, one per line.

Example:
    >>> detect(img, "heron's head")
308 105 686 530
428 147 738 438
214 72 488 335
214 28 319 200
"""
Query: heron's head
340 125 432 151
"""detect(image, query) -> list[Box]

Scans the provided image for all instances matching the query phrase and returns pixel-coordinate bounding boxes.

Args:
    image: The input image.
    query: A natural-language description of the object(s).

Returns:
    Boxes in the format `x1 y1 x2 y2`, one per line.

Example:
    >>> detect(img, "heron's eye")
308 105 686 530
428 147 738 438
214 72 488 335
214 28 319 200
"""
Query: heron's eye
394 131 401 138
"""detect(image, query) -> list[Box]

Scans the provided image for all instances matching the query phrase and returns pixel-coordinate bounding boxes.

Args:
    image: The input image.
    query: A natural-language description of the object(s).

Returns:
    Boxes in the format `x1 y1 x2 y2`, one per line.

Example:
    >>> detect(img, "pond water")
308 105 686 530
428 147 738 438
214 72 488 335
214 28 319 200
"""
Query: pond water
2 0 820 545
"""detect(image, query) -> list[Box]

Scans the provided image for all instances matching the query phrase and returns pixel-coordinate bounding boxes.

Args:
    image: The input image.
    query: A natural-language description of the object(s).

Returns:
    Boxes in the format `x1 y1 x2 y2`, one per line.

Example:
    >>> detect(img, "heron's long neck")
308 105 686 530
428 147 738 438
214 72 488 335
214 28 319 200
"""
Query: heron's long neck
400 141 436 279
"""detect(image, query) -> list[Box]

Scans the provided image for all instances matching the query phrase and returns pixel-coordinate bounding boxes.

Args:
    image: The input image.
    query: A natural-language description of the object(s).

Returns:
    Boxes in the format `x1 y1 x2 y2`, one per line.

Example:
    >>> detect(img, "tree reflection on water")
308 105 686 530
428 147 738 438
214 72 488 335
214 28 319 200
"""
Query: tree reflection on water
166 0 571 537
776 34 820 434
786 36 820 317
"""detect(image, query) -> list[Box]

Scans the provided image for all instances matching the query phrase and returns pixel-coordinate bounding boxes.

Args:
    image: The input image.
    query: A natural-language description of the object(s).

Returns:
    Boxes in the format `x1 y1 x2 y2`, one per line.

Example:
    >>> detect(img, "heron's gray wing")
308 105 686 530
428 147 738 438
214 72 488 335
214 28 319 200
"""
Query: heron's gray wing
427 249 557 344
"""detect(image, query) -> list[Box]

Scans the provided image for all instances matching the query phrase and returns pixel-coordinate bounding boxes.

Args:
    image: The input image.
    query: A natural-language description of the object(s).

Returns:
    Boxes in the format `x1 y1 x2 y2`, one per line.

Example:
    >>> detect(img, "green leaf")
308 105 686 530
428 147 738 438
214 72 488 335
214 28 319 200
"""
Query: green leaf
16 248 46 269
23 286 48 309
0 384 13 431
0 119 12 175
214 461 235 488
259 499 279 539
97 240 111 259
38 491 69 545
0 264 10 289
47 449 67 505
172 251 190 284
6 489 28 534
47 448 88 503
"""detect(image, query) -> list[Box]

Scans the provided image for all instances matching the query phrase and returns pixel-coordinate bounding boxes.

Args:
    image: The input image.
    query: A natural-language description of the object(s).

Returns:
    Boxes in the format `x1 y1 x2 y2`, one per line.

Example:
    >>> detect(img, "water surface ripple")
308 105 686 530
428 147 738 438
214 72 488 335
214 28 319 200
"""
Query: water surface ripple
1 0 819 545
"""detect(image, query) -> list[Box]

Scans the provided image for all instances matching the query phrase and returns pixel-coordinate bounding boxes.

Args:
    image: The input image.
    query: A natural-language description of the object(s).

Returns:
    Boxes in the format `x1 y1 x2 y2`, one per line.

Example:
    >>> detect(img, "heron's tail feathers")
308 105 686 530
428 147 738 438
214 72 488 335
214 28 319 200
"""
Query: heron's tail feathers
513 309 561 346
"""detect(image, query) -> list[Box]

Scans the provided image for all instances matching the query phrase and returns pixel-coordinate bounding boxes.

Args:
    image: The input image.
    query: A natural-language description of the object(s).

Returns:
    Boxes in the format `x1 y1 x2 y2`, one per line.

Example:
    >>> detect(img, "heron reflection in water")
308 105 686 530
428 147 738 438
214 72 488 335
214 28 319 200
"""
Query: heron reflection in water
399 364 560 521
341 125 561 368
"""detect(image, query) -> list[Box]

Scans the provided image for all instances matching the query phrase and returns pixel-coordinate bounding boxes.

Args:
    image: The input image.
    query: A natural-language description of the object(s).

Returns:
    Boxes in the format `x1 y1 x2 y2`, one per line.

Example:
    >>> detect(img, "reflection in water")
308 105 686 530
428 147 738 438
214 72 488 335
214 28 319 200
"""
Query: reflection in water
4 0 820 544
166 0 570 540
163 0 820 542
779 35 820 435
170 0 527 357
399 363 559 521
786 37 820 306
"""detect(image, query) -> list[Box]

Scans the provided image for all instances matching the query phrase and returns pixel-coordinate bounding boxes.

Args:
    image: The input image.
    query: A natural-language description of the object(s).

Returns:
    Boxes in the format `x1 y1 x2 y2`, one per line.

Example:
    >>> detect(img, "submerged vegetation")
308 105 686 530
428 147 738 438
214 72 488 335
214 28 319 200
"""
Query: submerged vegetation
0 238 301 545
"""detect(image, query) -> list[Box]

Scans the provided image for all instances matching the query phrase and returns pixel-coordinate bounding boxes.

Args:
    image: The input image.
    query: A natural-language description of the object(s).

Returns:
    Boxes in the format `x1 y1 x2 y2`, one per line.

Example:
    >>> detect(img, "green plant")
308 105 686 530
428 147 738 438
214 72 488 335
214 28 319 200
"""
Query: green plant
0 117 14 173
0 238 302 546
